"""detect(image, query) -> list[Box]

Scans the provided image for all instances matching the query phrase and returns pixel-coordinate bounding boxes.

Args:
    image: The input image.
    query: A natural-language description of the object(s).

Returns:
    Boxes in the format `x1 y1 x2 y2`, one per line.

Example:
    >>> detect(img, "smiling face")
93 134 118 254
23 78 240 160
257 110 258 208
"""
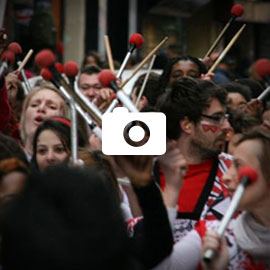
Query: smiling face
23 89 65 141
223 139 270 211
36 129 69 172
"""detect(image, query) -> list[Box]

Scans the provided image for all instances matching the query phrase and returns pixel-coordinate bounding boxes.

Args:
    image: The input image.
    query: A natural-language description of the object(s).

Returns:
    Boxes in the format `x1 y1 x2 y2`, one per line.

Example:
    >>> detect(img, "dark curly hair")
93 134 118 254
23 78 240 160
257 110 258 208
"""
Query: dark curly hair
222 82 252 102
158 55 207 93
228 109 260 134
157 78 227 140
235 78 264 99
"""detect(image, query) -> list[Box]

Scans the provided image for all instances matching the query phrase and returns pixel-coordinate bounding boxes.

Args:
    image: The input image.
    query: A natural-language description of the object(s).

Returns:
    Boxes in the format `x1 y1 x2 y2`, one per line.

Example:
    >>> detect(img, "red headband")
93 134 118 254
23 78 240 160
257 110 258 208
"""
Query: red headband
52 117 71 127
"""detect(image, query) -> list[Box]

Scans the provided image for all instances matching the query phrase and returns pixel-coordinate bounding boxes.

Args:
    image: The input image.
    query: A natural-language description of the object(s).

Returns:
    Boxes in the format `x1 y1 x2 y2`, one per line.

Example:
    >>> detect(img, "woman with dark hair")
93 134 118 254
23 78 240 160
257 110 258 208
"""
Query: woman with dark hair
159 55 207 92
31 117 86 172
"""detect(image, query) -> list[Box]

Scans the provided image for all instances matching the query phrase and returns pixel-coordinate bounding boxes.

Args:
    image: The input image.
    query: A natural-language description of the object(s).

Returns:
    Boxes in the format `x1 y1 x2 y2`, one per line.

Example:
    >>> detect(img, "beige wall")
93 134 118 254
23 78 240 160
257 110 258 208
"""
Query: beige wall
64 0 85 64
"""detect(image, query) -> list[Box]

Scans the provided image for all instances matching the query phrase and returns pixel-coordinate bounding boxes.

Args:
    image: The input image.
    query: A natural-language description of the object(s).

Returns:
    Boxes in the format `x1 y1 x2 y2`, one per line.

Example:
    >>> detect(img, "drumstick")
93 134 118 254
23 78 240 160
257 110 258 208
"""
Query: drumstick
17 49 33 72
203 4 244 59
207 24 246 74
104 35 115 73
135 54 156 108
120 36 168 88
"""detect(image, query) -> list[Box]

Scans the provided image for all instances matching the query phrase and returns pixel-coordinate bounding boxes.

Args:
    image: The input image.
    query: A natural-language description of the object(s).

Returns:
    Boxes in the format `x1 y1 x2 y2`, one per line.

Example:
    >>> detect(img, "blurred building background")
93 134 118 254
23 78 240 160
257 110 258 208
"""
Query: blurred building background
1 0 270 70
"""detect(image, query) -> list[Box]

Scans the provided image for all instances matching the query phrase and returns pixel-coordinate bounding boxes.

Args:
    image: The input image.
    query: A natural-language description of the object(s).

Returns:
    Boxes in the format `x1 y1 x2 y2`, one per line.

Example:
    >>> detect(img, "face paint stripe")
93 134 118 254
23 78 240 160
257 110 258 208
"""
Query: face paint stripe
201 121 219 133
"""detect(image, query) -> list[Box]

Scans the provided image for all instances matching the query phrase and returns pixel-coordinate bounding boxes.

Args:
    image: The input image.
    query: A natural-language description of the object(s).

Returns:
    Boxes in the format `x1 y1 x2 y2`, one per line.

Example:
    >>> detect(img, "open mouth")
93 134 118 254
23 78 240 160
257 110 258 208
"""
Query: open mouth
34 115 44 125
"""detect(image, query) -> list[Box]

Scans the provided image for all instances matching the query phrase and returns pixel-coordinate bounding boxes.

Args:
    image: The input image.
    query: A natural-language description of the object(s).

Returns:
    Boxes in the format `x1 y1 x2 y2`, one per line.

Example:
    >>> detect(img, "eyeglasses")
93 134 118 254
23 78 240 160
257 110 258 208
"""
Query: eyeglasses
201 113 229 125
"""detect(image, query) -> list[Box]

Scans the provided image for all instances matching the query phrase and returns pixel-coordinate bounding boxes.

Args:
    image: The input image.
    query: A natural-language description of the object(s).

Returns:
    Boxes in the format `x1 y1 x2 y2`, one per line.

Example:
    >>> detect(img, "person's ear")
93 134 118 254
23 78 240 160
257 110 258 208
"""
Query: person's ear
180 119 192 134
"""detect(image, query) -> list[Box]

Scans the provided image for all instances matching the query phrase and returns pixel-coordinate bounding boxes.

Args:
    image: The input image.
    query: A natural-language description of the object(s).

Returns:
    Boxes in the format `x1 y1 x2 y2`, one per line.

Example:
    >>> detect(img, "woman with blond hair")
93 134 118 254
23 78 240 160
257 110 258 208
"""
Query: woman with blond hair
19 82 69 158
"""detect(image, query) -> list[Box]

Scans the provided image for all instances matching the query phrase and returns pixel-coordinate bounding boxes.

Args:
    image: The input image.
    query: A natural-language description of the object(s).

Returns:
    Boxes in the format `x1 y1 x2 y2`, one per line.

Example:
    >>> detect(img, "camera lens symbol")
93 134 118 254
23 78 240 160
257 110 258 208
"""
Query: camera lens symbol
123 120 150 147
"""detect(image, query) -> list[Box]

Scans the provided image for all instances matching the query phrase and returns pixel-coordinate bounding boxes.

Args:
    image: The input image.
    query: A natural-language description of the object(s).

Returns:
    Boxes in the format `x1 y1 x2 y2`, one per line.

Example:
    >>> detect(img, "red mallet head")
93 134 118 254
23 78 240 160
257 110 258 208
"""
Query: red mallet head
18 70 34 81
8 42 22 55
231 4 244 17
238 165 258 184
254 58 270 78
129 33 144 49
1 50 15 64
35 49 56 68
55 62 64 73
98 69 116 88
41 68 53 81
64 61 79 77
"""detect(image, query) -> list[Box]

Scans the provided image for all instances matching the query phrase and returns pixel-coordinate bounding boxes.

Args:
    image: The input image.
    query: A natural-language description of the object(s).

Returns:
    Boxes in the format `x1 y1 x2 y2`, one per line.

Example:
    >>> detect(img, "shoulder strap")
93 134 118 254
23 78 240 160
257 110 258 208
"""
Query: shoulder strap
177 157 219 220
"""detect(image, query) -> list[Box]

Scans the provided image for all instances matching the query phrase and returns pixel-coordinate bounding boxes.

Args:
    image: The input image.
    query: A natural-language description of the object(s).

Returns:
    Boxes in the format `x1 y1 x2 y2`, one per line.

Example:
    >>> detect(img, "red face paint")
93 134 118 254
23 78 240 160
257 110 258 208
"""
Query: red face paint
200 121 219 133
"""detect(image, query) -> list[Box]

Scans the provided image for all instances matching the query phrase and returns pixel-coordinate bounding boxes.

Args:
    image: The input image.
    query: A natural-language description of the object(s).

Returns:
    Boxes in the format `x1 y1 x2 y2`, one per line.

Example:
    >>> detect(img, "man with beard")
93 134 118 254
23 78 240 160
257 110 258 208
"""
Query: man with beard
157 78 232 242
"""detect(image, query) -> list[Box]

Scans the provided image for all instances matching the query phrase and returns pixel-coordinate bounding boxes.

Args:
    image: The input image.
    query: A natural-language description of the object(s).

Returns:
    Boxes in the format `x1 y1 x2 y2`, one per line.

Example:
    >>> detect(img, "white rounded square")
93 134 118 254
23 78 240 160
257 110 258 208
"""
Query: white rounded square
102 107 166 155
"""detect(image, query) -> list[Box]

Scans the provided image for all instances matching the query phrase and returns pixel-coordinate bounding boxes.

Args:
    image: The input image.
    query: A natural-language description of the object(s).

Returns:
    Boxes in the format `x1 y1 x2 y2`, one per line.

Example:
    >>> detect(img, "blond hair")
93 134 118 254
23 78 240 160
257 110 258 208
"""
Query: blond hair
19 83 69 144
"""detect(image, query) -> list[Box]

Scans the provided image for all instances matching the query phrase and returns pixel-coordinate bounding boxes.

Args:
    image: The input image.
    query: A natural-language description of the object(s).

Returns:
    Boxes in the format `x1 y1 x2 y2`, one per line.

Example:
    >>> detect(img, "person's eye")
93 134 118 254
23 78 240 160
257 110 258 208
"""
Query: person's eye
94 85 102 90
55 147 66 153
81 85 89 90
212 115 221 121
49 105 57 110
238 103 247 109
37 148 47 155
30 103 38 108
172 72 183 79
210 114 224 122
188 71 199 78
233 159 242 170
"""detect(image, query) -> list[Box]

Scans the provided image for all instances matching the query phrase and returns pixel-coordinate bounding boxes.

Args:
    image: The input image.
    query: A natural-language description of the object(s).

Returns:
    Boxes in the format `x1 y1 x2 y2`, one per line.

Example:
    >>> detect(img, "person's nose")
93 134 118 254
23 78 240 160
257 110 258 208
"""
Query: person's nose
86 88 96 99
182 72 188 78
46 149 56 163
221 117 231 132
37 102 46 113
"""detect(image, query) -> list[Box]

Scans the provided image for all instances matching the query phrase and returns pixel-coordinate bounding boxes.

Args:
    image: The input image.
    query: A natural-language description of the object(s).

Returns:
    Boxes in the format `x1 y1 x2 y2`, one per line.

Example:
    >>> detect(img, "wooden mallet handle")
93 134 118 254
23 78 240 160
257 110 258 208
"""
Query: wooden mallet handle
104 35 115 73
207 24 246 74
17 49 33 72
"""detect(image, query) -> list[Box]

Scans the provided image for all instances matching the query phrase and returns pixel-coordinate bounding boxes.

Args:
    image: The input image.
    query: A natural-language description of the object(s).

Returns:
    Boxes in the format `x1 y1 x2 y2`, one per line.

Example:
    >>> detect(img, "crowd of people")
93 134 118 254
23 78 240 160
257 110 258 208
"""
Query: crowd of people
0 24 270 270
